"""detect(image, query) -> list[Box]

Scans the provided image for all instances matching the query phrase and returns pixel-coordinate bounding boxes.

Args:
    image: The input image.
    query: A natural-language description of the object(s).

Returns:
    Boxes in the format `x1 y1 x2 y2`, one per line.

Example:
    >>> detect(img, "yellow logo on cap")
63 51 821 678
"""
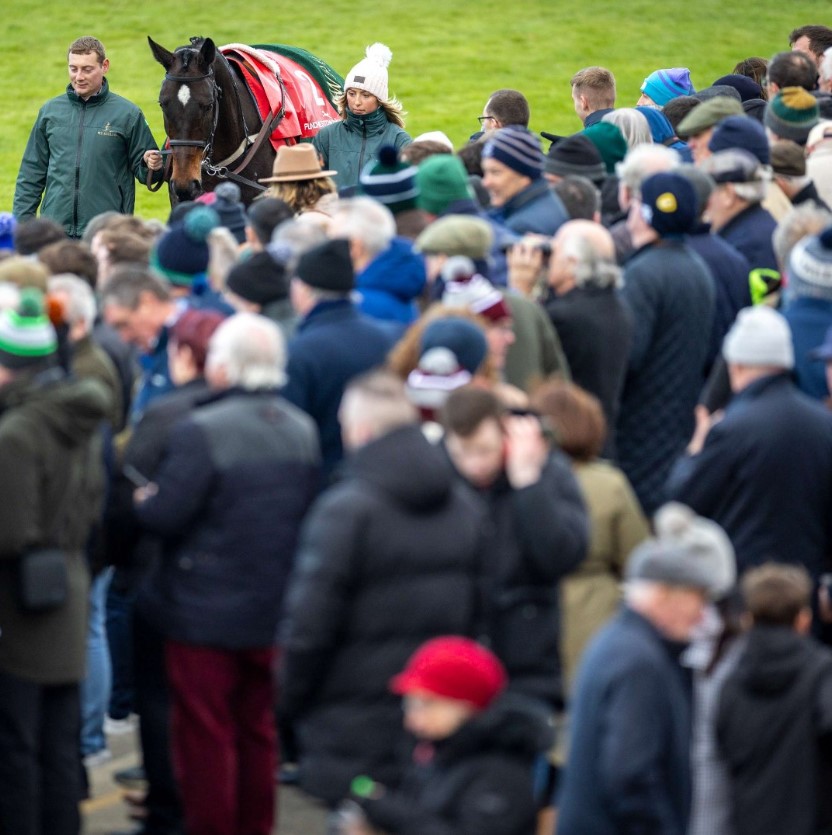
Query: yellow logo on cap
656 192 678 214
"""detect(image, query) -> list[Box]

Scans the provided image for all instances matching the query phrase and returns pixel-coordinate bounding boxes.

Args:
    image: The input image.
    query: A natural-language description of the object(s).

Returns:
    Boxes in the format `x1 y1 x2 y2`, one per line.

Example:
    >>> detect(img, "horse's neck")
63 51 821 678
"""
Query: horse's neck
212 56 260 159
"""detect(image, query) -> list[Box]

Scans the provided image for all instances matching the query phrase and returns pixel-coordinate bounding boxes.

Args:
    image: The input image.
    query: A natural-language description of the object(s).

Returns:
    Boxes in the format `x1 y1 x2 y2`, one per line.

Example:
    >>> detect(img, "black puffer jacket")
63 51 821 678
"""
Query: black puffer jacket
359 694 554 835
280 424 487 804
462 452 588 708
717 626 832 835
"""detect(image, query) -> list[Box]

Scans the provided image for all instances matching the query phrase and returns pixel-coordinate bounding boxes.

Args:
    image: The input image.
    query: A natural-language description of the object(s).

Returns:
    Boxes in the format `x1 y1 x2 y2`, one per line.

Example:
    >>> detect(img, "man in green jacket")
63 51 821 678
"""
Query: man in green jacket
13 36 164 239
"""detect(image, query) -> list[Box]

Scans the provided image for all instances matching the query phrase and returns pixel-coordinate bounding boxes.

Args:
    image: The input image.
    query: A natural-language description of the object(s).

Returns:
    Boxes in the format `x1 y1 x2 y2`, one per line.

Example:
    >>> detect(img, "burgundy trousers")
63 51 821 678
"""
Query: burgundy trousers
165 641 278 835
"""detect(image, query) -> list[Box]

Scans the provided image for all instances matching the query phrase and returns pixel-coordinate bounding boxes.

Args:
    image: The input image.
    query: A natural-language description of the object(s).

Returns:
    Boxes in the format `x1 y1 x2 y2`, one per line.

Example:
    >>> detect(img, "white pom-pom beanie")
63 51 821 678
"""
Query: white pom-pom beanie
345 42 393 103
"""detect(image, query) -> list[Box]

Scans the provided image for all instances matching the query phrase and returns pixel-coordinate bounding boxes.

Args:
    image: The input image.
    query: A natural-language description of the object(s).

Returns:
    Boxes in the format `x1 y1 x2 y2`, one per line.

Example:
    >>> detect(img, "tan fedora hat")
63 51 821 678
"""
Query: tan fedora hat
259 144 337 183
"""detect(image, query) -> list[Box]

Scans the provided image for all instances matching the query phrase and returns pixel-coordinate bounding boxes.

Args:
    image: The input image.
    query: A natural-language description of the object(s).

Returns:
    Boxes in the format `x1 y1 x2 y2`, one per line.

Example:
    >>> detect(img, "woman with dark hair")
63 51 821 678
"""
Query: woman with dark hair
530 378 648 690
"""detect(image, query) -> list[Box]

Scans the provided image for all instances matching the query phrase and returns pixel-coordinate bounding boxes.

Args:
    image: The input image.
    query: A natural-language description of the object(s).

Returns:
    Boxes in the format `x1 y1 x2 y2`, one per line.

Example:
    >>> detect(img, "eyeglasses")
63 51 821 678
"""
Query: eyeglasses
477 115 496 126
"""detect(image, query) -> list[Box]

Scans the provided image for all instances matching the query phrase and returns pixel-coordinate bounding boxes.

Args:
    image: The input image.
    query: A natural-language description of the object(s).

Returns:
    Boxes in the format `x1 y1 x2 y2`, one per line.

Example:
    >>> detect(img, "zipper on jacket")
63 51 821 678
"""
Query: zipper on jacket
73 103 86 235
357 122 368 178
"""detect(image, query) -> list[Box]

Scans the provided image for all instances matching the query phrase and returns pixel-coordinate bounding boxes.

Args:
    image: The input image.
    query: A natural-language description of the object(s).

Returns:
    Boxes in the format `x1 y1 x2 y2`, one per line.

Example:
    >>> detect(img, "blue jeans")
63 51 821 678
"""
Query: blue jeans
80 568 113 756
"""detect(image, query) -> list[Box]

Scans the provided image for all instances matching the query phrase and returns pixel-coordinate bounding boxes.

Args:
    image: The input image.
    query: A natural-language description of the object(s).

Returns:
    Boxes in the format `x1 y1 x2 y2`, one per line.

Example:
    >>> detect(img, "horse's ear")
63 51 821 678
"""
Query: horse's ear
199 38 216 69
148 36 175 70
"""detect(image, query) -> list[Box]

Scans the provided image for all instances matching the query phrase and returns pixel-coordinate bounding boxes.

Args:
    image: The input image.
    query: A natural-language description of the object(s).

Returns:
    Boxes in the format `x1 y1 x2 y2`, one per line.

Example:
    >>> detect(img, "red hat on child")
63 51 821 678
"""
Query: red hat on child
390 636 507 710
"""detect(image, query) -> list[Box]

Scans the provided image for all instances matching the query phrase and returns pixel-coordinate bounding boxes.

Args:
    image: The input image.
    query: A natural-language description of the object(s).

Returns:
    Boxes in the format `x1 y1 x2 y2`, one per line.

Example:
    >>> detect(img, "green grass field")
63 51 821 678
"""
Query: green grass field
1 1 827 221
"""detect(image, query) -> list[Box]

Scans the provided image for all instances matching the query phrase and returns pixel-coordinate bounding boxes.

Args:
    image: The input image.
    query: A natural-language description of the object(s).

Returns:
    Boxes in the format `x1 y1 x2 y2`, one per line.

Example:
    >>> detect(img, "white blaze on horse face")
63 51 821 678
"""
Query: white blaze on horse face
177 85 191 107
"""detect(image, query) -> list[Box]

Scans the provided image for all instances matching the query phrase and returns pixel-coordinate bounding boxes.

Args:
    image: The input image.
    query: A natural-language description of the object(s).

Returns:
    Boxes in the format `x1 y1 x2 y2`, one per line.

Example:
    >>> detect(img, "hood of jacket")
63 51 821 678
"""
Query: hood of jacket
357 237 426 318
735 625 814 696
435 692 555 763
348 423 454 511
0 368 109 447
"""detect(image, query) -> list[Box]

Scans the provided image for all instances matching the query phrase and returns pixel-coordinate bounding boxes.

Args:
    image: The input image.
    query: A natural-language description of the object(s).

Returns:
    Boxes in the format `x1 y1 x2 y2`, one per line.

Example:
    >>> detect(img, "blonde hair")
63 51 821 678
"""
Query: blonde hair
335 91 407 129
266 178 336 215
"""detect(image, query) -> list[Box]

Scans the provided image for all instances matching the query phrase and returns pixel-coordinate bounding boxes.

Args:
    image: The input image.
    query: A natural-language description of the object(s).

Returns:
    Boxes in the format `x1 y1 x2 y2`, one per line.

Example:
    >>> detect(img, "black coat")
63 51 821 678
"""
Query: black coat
685 227 752 372
667 373 832 578
359 694 554 835
716 203 778 273
135 389 320 649
543 284 633 460
617 240 714 515
280 425 487 804
465 453 588 708
717 626 832 835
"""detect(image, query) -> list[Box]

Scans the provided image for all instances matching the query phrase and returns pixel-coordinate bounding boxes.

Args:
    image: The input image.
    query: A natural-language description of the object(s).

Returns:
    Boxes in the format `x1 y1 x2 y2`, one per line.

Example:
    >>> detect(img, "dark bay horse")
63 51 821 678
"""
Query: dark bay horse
149 37 272 205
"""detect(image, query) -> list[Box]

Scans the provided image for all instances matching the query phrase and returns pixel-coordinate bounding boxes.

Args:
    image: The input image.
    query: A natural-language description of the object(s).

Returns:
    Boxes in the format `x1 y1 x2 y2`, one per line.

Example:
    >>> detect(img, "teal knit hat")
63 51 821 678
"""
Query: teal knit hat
359 145 420 214
0 288 58 369
416 155 474 215
151 206 219 288
582 122 628 174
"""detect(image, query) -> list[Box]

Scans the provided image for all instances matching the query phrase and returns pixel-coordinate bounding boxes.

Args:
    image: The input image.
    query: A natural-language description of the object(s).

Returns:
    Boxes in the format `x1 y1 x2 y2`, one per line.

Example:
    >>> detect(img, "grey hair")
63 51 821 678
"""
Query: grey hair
616 144 680 195
732 180 768 204
48 274 97 332
269 219 328 277
561 234 623 289
206 312 287 390
329 197 397 258
822 46 832 84
603 108 652 151
773 203 832 271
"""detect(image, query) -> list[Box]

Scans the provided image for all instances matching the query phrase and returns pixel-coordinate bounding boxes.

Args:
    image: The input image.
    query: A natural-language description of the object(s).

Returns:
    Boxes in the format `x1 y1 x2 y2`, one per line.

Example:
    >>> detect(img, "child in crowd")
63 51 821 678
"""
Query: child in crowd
312 43 411 190
717 563 832 835
333 636 553 835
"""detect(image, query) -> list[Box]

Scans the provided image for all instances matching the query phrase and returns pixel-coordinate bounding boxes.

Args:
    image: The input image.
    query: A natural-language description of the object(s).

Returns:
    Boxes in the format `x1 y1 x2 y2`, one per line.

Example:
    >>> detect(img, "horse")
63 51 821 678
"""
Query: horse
148 36 341 205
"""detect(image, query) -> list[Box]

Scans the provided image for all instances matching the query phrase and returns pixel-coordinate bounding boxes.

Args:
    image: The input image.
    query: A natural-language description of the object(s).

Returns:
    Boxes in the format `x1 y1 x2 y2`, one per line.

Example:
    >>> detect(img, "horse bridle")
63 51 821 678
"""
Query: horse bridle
150 55 286 194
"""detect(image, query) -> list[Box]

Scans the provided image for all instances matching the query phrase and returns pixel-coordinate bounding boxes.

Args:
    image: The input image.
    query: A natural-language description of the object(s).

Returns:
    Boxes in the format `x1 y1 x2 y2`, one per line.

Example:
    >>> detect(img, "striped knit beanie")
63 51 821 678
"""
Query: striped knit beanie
441 257 511 322
0 288 57 369
359 146 419 214
765 87 820 145
641 68 695 107
483 126 544 180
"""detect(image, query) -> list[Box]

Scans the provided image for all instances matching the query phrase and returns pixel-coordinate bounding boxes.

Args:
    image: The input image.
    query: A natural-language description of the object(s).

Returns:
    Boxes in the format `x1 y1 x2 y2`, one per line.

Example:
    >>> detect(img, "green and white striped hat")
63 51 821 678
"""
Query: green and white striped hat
0 288 58 369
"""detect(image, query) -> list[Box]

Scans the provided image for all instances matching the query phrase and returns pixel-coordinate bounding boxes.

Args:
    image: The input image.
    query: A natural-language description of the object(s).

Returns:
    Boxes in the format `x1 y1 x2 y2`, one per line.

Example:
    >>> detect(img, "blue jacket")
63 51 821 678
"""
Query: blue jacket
783 296 832 400
666 373 832 578
282 300 394 479
356 237 426 326
685 226 752 371
557 607 693 835
617 240 714 515
489 179 569 237
134 389 320 649
716 203 779 273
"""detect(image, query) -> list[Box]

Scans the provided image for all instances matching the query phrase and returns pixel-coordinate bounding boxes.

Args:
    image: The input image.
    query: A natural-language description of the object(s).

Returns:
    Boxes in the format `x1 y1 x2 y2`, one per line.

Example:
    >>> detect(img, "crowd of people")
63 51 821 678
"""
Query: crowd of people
3 23 832 835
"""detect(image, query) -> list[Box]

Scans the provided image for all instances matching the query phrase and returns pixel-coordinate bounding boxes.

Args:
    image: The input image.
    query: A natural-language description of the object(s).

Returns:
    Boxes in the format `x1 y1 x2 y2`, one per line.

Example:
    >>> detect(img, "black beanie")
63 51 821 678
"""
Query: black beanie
226 251 289 305
295 239 354 292
545 134 607 183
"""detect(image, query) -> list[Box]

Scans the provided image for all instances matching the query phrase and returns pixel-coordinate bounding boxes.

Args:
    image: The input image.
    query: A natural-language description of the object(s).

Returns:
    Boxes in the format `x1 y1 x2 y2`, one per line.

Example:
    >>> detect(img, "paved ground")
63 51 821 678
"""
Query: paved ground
81 726 330 835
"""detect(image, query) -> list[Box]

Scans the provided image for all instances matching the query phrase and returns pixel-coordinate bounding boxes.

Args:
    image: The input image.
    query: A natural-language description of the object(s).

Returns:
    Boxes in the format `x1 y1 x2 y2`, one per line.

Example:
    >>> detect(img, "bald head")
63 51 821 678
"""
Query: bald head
549 220 621 293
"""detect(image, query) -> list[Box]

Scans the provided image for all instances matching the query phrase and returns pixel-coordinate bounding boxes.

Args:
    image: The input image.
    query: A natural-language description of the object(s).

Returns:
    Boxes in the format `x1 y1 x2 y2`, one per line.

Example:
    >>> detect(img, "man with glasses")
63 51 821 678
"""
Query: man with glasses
478 88 530 134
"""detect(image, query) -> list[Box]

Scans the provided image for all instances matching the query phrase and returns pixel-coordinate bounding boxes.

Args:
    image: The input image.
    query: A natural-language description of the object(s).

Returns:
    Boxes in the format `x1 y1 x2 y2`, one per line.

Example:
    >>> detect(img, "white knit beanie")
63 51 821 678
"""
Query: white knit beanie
722 305 795 369
345 43 393 103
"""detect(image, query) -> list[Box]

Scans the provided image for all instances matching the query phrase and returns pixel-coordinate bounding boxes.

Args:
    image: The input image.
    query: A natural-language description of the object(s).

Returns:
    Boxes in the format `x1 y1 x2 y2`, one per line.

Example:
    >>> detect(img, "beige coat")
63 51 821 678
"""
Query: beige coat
561 460 649 691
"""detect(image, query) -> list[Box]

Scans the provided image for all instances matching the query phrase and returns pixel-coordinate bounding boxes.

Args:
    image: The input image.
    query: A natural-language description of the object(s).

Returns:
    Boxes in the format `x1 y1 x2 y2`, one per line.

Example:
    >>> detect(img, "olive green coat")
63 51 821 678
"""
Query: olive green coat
561 460 649 691
0 369 108 684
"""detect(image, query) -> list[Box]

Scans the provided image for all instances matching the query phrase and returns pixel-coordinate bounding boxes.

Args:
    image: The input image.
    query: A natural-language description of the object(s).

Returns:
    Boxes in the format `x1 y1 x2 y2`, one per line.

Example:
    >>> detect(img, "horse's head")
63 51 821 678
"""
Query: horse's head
148 36 218 203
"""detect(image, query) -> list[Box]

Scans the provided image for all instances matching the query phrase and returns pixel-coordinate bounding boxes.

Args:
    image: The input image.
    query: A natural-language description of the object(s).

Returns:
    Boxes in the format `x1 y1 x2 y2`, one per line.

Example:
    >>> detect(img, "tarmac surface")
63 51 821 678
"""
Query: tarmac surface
81 723 330 835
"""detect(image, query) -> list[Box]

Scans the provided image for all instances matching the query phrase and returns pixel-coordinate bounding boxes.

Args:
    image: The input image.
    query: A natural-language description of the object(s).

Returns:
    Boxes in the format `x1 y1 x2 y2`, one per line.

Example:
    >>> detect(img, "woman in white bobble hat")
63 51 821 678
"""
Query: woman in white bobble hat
312 42 411 190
